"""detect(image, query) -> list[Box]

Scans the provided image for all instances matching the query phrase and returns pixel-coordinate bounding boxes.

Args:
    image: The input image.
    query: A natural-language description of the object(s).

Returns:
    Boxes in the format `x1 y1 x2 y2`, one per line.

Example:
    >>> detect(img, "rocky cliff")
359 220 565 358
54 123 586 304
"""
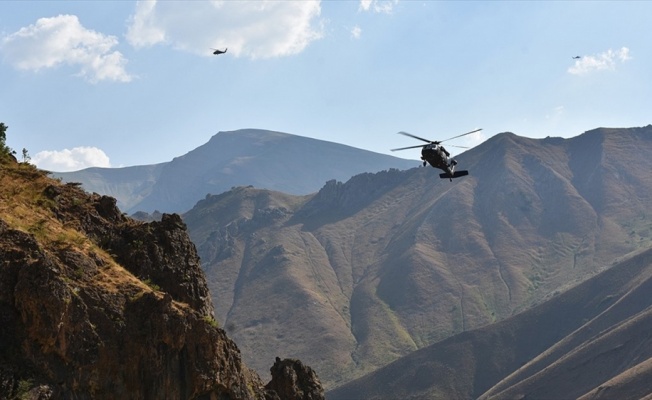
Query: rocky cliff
0 158 324 399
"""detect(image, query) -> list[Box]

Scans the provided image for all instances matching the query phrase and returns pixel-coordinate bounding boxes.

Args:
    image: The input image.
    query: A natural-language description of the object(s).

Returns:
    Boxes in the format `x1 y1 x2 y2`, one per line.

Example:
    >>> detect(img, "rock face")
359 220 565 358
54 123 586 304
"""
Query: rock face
43 183 214 317
0 160 324 399
266 358 325 400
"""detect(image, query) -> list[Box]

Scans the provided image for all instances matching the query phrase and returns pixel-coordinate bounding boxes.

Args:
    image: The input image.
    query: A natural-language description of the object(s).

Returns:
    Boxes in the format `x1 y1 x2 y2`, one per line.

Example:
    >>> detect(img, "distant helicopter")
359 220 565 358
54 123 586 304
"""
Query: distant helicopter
572 56 581 59
211 48 227 55
391 129 482 181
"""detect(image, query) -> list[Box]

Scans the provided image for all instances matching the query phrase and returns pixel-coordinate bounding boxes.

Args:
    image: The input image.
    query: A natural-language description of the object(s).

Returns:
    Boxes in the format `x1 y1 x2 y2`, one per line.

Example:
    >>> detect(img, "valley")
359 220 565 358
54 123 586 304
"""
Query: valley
57 125 652 394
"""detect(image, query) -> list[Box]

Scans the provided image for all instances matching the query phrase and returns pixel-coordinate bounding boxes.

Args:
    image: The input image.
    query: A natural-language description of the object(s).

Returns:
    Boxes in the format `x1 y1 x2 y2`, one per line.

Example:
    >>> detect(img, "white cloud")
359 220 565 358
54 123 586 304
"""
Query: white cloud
351 26 362 39
545 106 565 128
0 14 133 83
546 105 564 120
359 0 373 11
32 147 111 172
359 0 399 14
126 0 324 59
568 47 631 76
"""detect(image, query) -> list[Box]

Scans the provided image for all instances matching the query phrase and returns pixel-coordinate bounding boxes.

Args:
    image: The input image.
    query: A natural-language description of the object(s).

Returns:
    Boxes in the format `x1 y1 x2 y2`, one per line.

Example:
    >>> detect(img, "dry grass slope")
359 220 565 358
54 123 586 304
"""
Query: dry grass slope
0 160 164 300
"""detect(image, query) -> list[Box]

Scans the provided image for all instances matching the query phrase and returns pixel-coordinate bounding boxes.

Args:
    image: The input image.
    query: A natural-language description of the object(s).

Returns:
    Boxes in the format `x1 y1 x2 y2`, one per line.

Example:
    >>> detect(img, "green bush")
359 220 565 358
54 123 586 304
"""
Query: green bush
203 315 219 328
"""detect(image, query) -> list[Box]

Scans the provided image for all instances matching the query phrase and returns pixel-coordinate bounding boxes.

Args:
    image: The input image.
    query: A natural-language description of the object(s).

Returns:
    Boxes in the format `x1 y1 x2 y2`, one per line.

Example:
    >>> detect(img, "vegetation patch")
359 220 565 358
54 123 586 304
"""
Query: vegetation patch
204 315 220 328
15 378 34 400
143 278 162 292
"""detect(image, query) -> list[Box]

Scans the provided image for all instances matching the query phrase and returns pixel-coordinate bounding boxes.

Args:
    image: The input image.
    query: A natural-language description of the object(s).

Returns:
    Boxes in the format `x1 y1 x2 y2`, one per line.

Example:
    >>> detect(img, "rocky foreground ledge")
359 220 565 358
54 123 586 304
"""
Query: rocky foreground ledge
0 160 324 399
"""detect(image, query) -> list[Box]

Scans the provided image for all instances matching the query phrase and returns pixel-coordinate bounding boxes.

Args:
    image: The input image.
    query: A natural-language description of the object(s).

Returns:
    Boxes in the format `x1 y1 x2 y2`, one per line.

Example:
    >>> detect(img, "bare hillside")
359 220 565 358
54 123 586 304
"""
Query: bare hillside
185 126 652 389
328 246 652 399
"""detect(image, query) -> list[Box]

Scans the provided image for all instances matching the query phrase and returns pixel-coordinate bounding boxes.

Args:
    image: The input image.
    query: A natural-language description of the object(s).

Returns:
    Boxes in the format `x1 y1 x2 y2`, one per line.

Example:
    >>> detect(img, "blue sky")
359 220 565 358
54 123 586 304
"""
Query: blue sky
1 1 650 171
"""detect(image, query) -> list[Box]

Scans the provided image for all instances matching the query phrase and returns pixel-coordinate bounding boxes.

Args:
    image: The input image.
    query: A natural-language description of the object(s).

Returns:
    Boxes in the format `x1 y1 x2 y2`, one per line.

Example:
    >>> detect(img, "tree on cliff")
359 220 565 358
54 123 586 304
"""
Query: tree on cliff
0 122 16 159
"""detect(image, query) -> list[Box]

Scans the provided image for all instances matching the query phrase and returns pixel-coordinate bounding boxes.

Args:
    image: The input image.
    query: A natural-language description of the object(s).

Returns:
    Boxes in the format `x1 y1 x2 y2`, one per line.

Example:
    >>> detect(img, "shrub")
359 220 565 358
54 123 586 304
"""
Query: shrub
0 122 15 158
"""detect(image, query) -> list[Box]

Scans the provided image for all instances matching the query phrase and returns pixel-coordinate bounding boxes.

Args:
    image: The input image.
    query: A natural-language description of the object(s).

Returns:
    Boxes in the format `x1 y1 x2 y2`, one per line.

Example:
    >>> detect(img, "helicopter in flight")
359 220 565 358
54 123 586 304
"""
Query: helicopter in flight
391 128 482 181
211 47 227 55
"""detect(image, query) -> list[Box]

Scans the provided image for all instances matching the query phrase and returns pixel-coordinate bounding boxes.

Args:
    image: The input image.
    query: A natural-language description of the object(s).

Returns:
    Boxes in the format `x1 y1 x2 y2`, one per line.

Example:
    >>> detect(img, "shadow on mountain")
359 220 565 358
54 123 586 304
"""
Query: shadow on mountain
328 245 652 399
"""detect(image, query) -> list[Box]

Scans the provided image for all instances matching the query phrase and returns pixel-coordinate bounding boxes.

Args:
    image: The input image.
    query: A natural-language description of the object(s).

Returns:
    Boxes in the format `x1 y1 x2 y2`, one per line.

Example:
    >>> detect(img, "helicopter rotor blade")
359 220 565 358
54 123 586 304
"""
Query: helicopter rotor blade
393 128 479 151
439 128 482 143
397 131 434 144
391 144 428 152
447 144 470 149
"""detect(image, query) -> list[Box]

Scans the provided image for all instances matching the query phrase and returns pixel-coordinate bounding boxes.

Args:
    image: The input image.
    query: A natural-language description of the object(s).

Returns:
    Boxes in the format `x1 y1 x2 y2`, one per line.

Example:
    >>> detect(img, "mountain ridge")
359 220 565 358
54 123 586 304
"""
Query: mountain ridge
183 125 652 389
54 129 416 214
328 245 652 399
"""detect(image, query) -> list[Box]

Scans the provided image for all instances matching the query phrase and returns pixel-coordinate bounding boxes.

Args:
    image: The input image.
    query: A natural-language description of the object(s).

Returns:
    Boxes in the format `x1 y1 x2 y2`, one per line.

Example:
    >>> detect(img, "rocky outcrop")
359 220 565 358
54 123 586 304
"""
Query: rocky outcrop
42 183 213 316
0 160 324 399
265 357 325 400
294 168 406 224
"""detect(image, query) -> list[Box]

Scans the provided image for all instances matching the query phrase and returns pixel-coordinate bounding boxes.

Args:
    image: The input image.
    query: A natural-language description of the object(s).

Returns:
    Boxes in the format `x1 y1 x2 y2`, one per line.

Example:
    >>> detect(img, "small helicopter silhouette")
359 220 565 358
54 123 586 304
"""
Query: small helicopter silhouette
391 128 481 181
211 48 227 55
572 56 581 59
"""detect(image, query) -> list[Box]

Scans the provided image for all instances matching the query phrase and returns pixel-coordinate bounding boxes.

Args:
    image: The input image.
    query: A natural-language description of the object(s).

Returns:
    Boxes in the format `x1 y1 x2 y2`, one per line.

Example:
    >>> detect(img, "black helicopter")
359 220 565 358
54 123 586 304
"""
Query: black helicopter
211 47 227 55
391 128 482 181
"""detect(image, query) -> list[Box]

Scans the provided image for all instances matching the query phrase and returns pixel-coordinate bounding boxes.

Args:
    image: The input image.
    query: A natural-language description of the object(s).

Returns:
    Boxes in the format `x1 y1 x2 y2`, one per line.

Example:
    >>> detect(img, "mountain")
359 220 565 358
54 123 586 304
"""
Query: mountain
327 245 652 399
182 125 652 389
54 129 417 214
54 162 165 214
0 155 324 399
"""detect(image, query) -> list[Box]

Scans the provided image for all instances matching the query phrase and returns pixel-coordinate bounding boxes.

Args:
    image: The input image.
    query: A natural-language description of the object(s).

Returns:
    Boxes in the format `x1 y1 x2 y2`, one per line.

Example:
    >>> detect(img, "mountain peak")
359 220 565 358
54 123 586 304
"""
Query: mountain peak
56 129 416 214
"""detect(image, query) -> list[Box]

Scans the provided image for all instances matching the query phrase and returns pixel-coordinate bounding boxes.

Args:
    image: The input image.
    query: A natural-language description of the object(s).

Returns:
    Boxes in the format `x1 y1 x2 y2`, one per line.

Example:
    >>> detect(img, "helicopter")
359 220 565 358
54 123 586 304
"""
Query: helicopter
391 128 482 181
211 47 227 55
